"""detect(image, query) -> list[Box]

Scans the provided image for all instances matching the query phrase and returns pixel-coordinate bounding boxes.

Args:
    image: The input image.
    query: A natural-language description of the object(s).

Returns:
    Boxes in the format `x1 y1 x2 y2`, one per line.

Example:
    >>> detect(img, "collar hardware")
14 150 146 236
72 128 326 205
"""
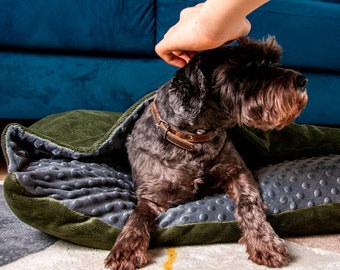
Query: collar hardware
151 99 219 151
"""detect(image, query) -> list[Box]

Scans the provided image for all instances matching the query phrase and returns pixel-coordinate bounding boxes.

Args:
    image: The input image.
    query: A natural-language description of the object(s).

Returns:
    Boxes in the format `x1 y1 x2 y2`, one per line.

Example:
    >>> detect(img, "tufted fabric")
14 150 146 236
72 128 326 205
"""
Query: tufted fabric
10 155 340 230
2 94 340 249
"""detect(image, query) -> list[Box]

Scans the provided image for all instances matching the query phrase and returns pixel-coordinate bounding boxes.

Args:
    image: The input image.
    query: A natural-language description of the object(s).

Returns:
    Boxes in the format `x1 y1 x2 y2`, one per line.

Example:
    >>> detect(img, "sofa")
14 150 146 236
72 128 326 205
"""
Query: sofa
0 0 339 125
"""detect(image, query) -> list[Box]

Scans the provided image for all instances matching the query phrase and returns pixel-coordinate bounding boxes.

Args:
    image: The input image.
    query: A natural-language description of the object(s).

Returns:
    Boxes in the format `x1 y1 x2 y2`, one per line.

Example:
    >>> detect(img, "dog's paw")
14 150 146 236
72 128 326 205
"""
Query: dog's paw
240 235 290 268
104 247 151 270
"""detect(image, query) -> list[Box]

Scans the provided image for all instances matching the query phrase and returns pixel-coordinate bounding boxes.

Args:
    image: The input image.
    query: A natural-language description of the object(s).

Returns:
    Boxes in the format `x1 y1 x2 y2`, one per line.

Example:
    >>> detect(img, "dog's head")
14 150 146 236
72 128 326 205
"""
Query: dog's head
157 36 308 131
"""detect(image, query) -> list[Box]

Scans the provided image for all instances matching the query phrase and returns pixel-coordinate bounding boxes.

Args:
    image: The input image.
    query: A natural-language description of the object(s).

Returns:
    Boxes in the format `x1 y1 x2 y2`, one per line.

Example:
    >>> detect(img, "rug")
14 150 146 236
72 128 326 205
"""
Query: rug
0 184 57 266
1 182 340 270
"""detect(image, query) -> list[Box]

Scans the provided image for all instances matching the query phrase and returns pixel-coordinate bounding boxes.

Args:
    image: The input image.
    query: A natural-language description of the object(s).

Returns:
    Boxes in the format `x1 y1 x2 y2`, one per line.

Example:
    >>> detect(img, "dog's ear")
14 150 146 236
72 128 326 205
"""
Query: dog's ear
168 58 208 115
156 62 208 128
238 35 282 64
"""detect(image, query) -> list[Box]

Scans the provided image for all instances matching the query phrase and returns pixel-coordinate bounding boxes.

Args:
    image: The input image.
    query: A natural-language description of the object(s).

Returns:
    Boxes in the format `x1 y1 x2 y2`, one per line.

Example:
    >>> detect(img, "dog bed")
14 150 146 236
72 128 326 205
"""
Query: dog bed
2 92 340 250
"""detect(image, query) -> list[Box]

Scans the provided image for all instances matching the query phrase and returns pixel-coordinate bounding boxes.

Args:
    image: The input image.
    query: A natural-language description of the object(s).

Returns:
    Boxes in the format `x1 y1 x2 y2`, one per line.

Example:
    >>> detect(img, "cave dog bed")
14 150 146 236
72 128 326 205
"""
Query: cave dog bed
2 92 340 250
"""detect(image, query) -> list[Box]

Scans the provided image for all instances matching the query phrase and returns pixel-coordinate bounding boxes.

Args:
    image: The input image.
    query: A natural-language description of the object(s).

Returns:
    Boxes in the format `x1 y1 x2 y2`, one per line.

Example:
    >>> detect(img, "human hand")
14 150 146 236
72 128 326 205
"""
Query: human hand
155 3 251 68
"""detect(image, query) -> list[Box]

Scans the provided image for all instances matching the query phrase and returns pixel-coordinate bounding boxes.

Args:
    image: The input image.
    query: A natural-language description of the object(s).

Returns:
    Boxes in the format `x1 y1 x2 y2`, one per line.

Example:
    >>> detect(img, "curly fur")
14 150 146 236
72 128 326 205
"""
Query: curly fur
104 36 308 270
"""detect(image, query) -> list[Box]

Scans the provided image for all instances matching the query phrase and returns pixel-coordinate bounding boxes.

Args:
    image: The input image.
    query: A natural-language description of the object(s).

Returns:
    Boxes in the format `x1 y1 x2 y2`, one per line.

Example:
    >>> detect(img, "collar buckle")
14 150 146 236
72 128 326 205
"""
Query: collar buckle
156 119 170 140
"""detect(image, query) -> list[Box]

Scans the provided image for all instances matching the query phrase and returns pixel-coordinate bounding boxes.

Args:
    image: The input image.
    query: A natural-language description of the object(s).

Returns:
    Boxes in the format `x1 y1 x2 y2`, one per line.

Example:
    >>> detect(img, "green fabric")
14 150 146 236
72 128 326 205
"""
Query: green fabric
153 202 340 247
4 172 340 250
29 110 123 150
26 91 156 152
229 124 340 169
2 92 340 250
4 173 120 250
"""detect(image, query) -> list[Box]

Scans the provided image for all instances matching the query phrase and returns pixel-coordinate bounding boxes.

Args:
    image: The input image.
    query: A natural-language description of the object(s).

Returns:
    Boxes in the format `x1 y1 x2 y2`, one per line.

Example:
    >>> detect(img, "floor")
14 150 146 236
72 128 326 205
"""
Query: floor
1 119 339 254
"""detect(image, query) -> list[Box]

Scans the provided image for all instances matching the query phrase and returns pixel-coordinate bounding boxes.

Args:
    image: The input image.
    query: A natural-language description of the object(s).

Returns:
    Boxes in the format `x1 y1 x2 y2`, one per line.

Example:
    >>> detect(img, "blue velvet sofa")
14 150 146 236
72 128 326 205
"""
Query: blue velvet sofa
0 0 339 125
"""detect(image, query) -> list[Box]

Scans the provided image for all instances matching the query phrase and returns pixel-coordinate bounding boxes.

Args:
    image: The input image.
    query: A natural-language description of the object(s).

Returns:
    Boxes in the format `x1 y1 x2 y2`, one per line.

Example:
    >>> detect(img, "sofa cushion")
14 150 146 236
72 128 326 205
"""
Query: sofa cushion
1 50 339 125
0 51 177 119
0 0 155 56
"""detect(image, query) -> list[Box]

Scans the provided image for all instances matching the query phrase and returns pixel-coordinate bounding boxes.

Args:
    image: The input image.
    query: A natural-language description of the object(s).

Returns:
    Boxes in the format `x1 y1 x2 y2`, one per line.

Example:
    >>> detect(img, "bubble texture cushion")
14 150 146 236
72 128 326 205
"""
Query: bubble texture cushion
2 93 340 249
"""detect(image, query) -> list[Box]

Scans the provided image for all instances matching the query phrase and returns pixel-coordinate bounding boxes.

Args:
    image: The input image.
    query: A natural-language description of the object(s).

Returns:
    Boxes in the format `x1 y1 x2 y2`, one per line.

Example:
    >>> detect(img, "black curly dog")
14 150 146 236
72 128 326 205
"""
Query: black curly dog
105 36 308 270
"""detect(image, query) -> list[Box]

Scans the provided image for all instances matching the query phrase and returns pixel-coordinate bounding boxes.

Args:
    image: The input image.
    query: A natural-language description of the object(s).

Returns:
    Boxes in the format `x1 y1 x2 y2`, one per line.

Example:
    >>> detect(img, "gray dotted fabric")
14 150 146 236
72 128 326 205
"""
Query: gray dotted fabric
16 159 137 229
4 95 154 174
157 195 236 228
15 155 340 229
258 155 340 214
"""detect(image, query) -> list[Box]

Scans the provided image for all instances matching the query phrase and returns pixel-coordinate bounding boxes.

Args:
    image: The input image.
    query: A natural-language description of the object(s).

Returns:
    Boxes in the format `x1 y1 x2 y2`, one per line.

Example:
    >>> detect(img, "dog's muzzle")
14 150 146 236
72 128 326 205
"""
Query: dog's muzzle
151 99 219 151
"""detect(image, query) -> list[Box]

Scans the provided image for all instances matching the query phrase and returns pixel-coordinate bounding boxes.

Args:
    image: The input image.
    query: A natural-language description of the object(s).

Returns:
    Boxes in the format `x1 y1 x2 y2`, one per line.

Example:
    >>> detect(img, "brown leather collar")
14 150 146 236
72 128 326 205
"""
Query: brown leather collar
151 99 218 151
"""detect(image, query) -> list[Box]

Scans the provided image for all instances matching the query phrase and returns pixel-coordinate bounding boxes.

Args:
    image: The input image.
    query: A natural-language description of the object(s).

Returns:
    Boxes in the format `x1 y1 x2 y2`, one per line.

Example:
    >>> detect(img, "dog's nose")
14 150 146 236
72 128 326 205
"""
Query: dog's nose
295 75 308 91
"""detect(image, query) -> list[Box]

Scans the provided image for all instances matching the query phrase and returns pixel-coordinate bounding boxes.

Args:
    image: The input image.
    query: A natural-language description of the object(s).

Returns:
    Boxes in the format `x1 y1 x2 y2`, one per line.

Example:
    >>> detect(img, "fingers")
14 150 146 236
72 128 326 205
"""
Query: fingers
175 51 197 66
155 42 195 68
239 18 251 37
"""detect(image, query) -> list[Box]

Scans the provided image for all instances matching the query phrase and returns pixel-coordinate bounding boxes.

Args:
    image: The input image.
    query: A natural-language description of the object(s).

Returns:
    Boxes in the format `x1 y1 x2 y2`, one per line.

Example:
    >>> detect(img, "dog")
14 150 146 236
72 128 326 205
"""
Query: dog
104 36 308 270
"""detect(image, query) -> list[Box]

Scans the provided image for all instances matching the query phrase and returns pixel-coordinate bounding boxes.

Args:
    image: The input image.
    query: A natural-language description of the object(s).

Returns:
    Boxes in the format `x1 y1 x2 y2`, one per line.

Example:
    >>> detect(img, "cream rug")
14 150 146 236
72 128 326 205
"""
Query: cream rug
1 240 340 270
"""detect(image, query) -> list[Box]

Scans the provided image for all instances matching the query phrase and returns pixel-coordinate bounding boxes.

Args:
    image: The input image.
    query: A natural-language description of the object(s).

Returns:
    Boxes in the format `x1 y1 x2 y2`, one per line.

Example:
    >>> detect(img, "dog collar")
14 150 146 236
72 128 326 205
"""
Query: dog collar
151 99 219 151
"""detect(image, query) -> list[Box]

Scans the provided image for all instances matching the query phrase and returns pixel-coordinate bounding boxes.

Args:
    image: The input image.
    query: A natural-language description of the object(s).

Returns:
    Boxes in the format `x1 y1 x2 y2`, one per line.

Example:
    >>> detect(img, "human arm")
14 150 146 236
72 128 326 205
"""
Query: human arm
155 0 269 68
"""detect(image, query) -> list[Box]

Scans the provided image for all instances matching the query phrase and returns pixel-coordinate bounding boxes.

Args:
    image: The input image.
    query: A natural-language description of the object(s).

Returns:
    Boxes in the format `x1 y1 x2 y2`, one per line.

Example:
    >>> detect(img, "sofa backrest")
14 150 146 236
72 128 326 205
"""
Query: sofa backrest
0 0 339 71
0 0 155 56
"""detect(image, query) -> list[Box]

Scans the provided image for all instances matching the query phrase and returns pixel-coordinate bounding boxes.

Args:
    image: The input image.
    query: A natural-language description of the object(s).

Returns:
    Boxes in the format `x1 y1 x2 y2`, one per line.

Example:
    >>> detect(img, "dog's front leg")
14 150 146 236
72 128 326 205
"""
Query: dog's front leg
227 168 290 267
104 198 161 270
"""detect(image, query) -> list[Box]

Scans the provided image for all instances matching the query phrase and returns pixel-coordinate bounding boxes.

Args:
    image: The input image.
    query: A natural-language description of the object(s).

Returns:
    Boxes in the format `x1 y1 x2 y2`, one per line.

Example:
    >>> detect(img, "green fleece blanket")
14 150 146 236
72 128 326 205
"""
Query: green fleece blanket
2 93 340 250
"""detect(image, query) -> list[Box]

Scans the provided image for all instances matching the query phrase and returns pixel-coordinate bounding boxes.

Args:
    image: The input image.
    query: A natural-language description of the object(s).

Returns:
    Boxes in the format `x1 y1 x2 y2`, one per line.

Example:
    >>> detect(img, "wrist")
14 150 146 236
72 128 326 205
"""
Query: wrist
196 12 248 48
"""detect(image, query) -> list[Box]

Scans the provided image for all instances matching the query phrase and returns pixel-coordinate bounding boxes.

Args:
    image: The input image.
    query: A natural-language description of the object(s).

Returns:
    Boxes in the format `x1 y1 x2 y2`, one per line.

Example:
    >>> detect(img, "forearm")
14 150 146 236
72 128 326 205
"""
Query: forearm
199 0 269 36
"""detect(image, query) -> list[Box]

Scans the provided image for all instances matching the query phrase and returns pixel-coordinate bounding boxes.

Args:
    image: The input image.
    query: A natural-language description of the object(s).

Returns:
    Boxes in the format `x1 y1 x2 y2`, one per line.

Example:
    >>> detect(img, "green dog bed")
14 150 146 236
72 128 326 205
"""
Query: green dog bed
2 92 340 250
